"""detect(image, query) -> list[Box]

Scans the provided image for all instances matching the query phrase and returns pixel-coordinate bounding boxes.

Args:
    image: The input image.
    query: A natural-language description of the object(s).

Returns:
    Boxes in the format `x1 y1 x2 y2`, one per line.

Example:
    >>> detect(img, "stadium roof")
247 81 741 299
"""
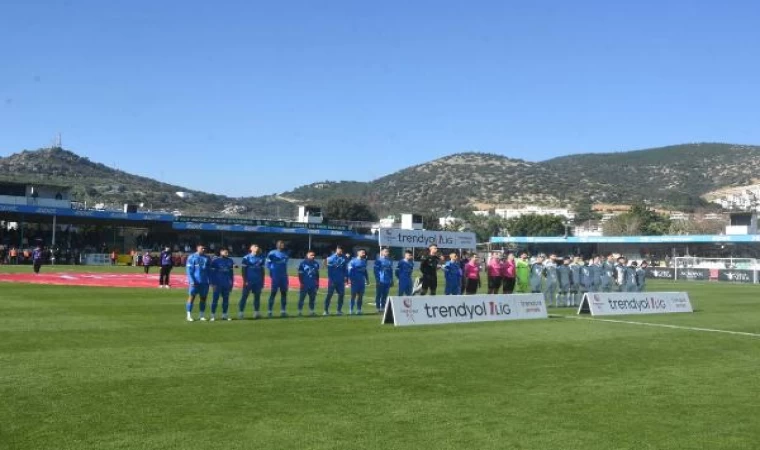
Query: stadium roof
490 235 760 244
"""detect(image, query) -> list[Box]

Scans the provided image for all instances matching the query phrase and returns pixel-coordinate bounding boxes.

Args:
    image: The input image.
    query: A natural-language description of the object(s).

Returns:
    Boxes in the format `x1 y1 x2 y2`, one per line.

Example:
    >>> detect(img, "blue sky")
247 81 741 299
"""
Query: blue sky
2 0 759 196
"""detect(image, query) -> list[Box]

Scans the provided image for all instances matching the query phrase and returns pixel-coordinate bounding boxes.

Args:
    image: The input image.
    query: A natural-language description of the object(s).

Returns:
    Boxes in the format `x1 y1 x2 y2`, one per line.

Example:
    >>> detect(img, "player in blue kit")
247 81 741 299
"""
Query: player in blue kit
348 249 370 315
297 251 320 316
443 253 463 295
210 248 235 321
267 240 289 317
395 251 414 296
373 248 394 313
238 244 266 319
324 246 349 316
185 244 211 322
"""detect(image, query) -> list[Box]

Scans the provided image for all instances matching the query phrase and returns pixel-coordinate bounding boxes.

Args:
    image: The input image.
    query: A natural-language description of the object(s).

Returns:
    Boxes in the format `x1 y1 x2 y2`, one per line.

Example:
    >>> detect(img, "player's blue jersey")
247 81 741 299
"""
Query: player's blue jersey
443 261 463 283
395 259 414 283
544 261 558 283
326 253 348 282
186 252 210 285
267 250 289 279
210 256 235 288
298 259 320 289
373 257 394 285
241 253 266 285
348 257 369 285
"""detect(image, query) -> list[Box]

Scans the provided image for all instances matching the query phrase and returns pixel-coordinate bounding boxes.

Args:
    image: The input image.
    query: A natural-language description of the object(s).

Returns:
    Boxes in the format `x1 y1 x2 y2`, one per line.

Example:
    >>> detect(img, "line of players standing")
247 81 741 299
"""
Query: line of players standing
183 241 420 322
181 241 650 322
514 253 649 308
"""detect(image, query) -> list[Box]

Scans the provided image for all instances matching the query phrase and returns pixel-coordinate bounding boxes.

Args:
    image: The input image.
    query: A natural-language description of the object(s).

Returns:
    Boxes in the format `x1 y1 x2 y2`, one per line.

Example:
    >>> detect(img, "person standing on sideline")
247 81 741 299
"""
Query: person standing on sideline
159 247 173 288
459 251 470 294
395 251 415 296
626 261 639 292
210 249 235 321
297 251 320 316
142 252 152 275
502 252 516 294
348 249 370 315
110 250 117 266
601 254 616 292
373 248 394 313
324 246 349 315
556 257 572 307
615 257 627 292
185 244 210 322
32 244 43 274
238 244 266 319
443 253 463 295
569 256 583 306
636 261 648 292
487 252 504 295
266 240 290 317
529 255 545 294
515 252 531 293
591 255 603 292
464 254 482 295
419 245 441 295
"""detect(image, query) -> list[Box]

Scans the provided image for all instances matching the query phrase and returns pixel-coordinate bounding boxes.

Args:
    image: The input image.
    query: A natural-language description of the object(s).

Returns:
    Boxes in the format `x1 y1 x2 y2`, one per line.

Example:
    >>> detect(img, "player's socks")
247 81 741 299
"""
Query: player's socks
186 311 193 322
222 314 230 321
237 311 244 320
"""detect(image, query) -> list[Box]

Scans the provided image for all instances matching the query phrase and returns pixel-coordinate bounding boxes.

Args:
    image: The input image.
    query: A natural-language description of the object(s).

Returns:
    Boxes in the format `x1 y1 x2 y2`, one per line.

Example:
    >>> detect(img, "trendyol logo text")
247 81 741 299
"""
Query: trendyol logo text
423 301 512 319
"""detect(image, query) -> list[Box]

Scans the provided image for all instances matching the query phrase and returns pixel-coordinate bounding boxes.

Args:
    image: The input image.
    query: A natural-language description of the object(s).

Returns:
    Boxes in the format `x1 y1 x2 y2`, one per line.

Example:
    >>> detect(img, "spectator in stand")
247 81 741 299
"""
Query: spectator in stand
502 252 516 294
487 252 504 295
464 254 482 295
143 252 152 274
110 250 117 266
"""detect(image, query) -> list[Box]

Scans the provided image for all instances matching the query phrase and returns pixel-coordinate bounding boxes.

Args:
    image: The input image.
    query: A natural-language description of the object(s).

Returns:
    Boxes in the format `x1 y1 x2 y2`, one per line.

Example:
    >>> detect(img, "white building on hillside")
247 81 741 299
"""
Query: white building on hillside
494 206 575 221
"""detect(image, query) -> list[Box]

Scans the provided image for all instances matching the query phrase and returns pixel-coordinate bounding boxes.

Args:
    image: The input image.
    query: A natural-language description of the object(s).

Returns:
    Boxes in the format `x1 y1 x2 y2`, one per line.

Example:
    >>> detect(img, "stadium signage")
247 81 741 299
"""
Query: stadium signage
577 292 693 316
382 294 548 327
174 215 351 231
378 229 477 249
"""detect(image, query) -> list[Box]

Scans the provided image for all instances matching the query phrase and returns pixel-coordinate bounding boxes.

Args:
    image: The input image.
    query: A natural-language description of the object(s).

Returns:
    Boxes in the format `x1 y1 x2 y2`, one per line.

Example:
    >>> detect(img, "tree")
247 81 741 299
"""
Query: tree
602 203 671 236
421 213 442 231
572 199 601 224
505 214 567 237
324 199 378 222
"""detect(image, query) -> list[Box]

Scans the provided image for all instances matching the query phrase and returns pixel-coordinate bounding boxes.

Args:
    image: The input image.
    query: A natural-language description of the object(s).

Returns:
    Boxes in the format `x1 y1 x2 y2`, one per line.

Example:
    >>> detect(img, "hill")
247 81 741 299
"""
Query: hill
2 143 760 217
284 143 760 214
0 147 294 216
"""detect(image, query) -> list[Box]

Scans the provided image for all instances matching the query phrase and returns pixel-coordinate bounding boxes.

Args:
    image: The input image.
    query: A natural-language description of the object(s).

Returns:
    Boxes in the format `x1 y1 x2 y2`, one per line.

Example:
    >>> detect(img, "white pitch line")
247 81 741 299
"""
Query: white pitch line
556 315 760 338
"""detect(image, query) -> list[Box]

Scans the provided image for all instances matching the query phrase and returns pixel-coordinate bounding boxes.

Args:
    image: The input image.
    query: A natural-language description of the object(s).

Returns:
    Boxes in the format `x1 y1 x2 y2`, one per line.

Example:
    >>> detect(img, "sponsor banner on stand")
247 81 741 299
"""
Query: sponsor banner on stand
645 267 675 279
378 228 477 250
577 292 693 316
717 269 756 283
675 268 710 281
382 294 547 327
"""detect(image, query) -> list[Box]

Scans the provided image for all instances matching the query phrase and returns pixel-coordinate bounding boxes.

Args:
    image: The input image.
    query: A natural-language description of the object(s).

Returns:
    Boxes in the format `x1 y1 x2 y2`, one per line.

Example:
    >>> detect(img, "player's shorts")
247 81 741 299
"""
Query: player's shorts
270 276 289 292
189 283 210 298
558 283 570 292
214 285 232 294
243 282 263 294
488 276 503 290
351 283 366 295
328 279 345 295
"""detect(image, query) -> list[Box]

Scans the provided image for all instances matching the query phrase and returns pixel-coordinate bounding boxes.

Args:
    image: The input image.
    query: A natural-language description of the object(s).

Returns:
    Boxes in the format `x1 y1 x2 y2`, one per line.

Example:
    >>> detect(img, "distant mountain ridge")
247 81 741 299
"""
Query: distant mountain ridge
1 143 759 217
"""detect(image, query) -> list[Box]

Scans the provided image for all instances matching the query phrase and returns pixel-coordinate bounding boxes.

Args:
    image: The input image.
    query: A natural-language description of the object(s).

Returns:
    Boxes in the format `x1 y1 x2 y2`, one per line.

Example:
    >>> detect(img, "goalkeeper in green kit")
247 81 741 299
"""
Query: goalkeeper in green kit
515 251 531 293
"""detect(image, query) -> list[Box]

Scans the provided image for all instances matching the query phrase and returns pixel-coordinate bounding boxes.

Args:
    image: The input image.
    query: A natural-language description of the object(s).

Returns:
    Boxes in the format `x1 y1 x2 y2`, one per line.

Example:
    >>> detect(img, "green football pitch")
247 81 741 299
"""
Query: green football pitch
1 266 759 450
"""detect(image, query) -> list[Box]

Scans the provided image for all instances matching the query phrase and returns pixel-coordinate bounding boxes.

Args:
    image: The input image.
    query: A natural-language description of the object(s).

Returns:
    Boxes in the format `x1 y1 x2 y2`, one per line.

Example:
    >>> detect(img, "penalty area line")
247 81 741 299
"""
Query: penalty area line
550 314 760 339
